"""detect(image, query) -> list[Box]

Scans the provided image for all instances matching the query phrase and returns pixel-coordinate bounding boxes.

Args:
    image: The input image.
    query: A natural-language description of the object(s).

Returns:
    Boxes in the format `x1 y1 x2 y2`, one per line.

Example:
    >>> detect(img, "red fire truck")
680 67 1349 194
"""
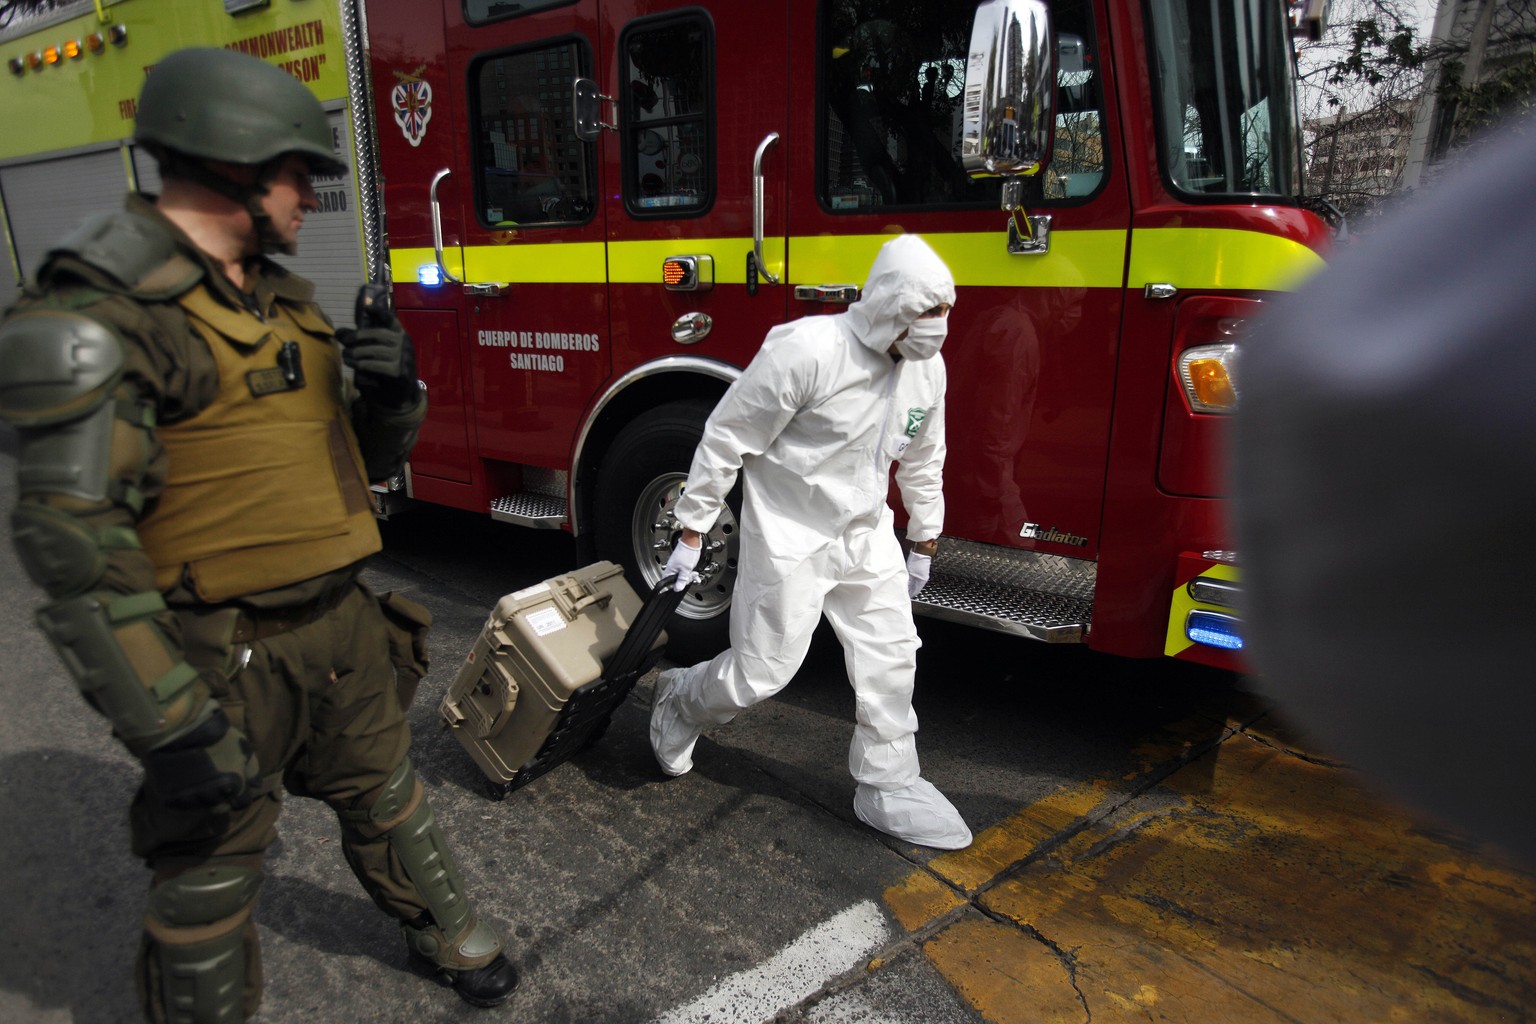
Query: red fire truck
0 0 1330 669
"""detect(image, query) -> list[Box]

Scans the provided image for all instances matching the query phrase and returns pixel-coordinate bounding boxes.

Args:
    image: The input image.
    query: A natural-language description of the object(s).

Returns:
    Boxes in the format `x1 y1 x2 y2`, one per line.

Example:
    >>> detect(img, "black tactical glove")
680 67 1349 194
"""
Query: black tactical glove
338 318 419 409
142 702 262 813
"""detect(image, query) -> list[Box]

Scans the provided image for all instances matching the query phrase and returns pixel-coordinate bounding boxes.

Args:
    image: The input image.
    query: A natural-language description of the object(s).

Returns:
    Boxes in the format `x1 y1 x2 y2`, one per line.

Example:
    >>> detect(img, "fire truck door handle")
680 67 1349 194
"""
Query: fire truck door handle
752 133 780 286
430 168 461 284
793 285 860 304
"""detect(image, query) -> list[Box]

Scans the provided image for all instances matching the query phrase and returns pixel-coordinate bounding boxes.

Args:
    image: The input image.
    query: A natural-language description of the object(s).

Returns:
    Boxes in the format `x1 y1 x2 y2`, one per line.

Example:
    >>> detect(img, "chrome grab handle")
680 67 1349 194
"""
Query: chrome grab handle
752 133 780 286
430 168 460 284
1001 179 1050 255
794 284 860 303
1007 212 1052 255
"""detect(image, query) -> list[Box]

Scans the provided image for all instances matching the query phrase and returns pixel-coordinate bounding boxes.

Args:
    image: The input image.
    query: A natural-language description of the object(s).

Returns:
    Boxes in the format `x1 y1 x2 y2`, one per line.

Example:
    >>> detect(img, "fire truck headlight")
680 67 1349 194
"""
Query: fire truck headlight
1177 343 1239 413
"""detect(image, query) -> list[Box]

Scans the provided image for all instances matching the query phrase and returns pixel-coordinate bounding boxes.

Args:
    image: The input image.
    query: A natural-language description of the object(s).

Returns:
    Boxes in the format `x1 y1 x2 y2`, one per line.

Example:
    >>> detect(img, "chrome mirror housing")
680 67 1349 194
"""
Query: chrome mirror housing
961 0 1054 178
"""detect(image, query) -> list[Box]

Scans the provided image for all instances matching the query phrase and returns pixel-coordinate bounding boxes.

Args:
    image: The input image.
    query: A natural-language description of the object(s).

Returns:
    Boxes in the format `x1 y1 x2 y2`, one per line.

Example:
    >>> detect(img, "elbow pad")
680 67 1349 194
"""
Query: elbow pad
1 309 152 596
0 309 126 498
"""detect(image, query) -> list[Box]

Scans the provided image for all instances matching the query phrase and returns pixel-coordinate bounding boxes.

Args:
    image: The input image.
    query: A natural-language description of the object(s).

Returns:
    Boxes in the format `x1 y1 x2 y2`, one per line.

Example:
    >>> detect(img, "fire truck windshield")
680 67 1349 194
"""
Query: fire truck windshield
1146 0 1300 198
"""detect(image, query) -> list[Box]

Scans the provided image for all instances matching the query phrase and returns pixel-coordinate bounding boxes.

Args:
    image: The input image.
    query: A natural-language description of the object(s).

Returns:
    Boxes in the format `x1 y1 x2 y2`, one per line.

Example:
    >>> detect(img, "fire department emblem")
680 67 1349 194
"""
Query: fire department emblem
392 69 433 147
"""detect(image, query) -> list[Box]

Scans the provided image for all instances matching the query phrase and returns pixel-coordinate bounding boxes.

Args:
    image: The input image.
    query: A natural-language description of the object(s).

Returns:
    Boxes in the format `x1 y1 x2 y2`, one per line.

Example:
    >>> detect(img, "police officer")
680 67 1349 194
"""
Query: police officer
0 48 517 1020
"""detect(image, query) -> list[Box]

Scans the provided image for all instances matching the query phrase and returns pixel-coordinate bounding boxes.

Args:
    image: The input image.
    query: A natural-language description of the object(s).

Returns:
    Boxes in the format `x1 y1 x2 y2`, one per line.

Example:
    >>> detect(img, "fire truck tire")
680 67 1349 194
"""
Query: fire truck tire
593 399 741 665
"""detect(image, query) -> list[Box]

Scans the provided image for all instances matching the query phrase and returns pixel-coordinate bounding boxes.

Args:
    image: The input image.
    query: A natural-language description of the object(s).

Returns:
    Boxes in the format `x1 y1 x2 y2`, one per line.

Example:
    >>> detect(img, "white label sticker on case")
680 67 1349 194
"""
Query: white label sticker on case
526 607 566 636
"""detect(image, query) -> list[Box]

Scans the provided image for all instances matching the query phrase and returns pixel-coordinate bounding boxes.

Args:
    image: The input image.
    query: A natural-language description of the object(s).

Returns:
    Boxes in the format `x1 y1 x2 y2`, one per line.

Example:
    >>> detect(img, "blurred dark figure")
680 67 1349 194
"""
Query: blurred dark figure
1234 122 1536 865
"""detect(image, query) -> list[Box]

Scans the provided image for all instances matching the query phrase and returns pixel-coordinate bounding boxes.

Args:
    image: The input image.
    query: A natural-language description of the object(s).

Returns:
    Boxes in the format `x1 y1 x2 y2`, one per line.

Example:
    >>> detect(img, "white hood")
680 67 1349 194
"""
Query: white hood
843 235 957 354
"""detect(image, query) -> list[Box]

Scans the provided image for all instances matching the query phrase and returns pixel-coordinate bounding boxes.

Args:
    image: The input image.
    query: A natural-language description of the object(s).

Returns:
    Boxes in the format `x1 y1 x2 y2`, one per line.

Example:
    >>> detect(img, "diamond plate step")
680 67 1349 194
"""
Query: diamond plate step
490 492 568 528
914 538 1095 642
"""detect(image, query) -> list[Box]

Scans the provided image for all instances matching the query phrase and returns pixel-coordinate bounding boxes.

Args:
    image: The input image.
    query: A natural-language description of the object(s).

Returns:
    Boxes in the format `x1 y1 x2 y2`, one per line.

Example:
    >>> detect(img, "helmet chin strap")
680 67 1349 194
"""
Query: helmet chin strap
245 192 293 256
239 159 292 257
158 151 291 255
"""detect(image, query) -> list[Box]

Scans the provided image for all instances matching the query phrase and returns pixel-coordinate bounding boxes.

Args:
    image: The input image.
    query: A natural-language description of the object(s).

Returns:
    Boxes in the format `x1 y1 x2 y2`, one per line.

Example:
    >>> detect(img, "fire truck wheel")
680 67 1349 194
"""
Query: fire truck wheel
594 399 742 665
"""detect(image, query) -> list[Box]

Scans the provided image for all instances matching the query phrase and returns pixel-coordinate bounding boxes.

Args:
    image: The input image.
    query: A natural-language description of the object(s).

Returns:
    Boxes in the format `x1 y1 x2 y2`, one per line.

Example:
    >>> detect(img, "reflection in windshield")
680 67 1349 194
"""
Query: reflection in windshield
1147 0 1299 197
820 0 1105 208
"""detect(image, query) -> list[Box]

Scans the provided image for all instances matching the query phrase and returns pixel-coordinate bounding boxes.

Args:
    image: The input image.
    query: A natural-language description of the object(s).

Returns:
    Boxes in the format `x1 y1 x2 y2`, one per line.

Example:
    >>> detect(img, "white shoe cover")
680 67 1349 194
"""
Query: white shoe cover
853 778 972 850
650 669 702 777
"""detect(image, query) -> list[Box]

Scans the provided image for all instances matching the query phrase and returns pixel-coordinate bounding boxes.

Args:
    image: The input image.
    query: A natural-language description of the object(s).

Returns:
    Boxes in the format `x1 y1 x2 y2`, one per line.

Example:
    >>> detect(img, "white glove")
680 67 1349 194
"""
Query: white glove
664 537 702 591
906 551 932 600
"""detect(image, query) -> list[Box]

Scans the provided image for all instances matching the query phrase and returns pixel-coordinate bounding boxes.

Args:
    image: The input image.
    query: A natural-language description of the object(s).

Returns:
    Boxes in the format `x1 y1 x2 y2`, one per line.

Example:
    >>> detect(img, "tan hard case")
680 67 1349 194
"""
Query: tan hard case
439 561 664 791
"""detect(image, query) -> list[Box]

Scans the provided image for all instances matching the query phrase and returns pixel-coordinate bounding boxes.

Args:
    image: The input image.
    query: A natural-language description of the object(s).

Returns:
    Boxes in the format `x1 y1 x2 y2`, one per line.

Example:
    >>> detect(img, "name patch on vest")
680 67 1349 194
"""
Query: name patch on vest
246 341 307 396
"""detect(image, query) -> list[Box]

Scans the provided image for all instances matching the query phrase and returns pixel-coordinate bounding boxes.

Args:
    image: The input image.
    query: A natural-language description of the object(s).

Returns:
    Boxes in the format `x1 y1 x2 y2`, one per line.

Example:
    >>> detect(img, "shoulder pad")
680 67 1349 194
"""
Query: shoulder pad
0 309 125 428
48 210 203 300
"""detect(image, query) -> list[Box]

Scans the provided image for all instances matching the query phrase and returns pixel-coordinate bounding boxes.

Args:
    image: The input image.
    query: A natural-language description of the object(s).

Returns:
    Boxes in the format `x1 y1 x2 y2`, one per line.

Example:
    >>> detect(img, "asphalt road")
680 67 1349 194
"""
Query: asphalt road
3 431 1532 1023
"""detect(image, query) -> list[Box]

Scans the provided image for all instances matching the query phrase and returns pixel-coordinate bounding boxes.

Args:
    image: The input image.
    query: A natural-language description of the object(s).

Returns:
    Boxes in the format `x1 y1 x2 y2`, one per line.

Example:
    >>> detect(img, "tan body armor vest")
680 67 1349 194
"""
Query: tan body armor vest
136 283 381 602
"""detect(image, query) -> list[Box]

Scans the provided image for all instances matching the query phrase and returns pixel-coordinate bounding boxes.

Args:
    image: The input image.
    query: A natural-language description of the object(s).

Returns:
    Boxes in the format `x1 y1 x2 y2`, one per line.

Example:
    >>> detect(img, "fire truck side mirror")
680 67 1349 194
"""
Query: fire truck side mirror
573 77 617 142
961 0 1054 179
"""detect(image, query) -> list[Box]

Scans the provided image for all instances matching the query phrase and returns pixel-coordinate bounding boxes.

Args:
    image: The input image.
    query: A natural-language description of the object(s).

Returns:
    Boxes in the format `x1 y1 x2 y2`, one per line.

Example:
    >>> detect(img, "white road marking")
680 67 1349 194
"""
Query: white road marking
652 900 891 1024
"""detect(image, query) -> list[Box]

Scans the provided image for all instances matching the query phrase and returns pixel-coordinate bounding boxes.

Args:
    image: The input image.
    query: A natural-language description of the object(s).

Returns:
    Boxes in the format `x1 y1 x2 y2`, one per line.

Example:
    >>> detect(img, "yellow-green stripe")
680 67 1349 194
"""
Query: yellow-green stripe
1128 227 1324 292
391 225 1322 294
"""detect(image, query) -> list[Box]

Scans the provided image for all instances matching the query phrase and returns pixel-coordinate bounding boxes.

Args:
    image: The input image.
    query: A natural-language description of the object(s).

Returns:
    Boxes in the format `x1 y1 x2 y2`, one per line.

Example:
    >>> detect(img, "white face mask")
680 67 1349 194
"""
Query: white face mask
895 316 947 361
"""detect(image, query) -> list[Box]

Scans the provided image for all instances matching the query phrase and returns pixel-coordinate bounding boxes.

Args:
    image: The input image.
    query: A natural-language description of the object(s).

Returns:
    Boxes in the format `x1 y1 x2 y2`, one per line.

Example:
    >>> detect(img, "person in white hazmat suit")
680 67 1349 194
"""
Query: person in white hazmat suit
653 234 972 850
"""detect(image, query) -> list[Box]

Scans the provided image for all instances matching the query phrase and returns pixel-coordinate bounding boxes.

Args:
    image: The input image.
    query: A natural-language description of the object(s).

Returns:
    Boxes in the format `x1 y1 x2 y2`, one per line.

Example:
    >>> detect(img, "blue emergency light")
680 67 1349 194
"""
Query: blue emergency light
418 265 443 287
1186 610 1243 650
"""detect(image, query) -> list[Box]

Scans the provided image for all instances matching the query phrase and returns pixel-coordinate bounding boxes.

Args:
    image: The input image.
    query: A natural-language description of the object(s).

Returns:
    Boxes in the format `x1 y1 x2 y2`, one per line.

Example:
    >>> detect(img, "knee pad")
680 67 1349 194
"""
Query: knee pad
341 758 489 959
139 864 263 1024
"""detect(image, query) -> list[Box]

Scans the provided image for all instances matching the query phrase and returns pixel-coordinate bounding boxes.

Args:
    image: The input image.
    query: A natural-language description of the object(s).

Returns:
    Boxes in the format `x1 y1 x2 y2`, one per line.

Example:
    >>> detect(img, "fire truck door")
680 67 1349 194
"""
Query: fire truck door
441 4 611 470
602 3 792 371
786 0 1131 557
368 0 478 489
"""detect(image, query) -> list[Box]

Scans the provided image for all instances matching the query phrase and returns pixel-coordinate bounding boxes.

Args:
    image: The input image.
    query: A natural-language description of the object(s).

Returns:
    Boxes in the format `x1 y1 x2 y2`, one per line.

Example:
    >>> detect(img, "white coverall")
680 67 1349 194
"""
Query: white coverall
652 234 971 849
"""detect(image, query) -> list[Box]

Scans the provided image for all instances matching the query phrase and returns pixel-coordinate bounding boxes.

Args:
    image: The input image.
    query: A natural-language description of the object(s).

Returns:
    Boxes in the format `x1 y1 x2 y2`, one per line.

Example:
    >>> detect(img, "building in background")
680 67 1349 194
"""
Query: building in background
1304 100 1417 208
1404 0 1536 187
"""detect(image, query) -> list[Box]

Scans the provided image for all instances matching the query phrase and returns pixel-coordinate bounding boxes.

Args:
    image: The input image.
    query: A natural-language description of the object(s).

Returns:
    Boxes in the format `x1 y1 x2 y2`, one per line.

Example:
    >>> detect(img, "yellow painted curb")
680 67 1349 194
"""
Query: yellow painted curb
923 916 1083 1023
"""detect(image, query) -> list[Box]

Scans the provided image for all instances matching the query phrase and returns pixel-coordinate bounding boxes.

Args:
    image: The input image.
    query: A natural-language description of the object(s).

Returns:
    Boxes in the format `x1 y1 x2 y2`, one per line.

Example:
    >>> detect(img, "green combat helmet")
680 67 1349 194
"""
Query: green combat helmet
134 47 345 252
135 46 345 177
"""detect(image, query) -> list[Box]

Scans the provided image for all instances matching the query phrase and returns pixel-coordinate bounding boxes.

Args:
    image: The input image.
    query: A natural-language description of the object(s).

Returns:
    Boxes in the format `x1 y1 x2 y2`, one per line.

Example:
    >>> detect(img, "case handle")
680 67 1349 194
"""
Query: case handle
554 574 613 616
570 591 613 615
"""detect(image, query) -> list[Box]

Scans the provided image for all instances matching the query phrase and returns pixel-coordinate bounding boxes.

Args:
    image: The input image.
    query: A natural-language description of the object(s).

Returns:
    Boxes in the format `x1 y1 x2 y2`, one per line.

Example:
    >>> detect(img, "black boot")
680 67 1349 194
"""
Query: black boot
411 947 520 1008
405 914 520 1008
441 952 520 1008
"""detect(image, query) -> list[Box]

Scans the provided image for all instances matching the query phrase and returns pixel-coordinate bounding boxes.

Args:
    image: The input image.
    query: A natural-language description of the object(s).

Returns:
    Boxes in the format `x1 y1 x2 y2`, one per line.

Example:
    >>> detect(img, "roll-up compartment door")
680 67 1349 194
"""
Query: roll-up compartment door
0 203 19 314
0 147 131 309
